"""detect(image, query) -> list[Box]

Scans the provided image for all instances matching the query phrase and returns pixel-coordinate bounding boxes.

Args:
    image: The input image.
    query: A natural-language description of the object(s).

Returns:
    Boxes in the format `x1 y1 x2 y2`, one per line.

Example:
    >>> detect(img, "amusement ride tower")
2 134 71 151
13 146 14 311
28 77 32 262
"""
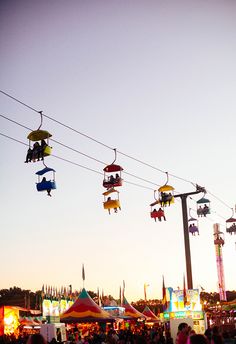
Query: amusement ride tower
213 223 227 301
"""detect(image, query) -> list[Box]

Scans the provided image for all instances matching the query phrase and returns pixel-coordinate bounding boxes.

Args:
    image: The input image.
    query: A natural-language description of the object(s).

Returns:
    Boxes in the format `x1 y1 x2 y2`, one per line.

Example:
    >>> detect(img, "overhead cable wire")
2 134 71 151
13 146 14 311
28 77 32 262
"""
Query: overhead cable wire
0 132 232 217
0 89 197 185
0 90 234 208
207 191 232 210
0 90 112 150
0 114 160 187
0 132 153 191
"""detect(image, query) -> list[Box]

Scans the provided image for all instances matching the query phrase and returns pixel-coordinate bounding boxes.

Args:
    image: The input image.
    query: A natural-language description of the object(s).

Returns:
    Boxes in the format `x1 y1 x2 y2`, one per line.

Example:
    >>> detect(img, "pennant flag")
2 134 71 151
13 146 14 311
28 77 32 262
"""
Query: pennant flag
41 284 45 299
82 264 85 281
162 275 167 311
119 286 122 306
97 287 101 306
144 283 149 302
101 289 104 306
122 280 125 303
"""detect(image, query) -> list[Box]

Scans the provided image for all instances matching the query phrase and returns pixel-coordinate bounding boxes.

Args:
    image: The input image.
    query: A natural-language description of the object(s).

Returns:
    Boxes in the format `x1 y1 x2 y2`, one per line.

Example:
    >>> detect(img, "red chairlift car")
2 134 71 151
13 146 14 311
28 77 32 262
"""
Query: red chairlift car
103 149 123 189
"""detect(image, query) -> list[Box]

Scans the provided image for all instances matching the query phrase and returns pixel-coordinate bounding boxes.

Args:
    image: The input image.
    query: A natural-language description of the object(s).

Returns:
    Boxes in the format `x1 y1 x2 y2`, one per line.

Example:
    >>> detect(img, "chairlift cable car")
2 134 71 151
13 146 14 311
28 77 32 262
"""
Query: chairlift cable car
103 148 123 189
226 208 236 235
188 208 199 236
35 161 56 197
25 111 52 163
149 192 166 222
157 172 175 207
196 192 210 217
103 187 121 214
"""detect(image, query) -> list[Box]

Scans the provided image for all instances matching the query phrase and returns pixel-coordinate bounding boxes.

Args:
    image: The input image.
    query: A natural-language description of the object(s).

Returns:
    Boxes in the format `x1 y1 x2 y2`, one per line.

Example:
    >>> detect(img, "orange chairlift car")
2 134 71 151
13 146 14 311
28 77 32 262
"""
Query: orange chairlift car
25 111 52 163
103 188 121 214
103 149 123 189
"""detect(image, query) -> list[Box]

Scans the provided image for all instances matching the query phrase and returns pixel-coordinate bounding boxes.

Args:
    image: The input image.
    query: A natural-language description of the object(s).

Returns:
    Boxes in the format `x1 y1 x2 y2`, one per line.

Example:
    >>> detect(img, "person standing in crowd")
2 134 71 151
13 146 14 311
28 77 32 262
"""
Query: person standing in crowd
176 323 189 344
188 334 208 344
211 326 223 344
26 334 47 344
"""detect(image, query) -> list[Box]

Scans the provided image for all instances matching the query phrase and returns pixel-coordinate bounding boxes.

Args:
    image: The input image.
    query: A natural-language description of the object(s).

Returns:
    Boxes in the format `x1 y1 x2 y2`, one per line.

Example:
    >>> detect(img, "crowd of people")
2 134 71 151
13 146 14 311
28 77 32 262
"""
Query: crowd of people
0 325 235 344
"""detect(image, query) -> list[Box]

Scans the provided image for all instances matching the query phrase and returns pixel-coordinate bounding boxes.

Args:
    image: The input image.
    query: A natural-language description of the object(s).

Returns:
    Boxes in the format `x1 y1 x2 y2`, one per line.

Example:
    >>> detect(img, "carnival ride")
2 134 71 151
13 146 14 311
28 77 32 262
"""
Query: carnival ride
213 224 227 301
102 149 123 214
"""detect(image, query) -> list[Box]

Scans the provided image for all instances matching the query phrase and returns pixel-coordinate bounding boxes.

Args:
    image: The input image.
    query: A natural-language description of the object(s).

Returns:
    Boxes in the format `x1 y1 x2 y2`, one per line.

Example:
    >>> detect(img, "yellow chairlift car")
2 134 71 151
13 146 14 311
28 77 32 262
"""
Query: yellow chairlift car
103 188 121 215
156 172 175 207
158 184 175 207
25 111 52 163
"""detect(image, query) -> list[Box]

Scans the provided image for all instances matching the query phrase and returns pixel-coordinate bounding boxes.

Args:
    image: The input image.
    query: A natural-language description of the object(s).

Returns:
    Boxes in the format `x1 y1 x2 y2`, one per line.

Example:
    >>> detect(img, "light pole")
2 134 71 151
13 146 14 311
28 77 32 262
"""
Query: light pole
174 186 205 289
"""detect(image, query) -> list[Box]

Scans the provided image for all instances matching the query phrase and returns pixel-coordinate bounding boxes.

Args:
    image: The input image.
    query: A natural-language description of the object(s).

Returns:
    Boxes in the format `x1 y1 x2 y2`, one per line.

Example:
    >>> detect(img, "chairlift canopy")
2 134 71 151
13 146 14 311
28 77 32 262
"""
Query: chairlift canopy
35 167 56 176
103 188 119 196
197 197 210 204
103 164 123 173
158 184 174 192
27 130 52 141
226 217 236 223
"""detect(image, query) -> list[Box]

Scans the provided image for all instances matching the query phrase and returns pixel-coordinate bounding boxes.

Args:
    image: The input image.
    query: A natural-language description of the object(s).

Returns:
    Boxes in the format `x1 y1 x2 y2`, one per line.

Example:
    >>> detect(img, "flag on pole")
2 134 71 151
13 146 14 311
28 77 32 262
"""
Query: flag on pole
162 275 167 311
101 289 104 306
97 287 101 306
122 280 125 304
41 284 45 299
144 283 149 302
82 264 85 281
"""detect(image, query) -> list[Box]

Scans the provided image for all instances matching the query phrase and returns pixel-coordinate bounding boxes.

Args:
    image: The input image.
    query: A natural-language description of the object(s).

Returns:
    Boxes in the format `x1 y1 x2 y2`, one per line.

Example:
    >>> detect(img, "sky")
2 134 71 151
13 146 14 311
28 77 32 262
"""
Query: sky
0 0 236 302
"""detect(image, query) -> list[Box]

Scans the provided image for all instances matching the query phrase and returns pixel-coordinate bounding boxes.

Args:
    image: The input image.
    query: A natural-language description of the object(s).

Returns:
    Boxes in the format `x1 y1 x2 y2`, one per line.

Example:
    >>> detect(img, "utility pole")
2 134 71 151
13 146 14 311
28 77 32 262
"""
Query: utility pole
174 186 205 289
